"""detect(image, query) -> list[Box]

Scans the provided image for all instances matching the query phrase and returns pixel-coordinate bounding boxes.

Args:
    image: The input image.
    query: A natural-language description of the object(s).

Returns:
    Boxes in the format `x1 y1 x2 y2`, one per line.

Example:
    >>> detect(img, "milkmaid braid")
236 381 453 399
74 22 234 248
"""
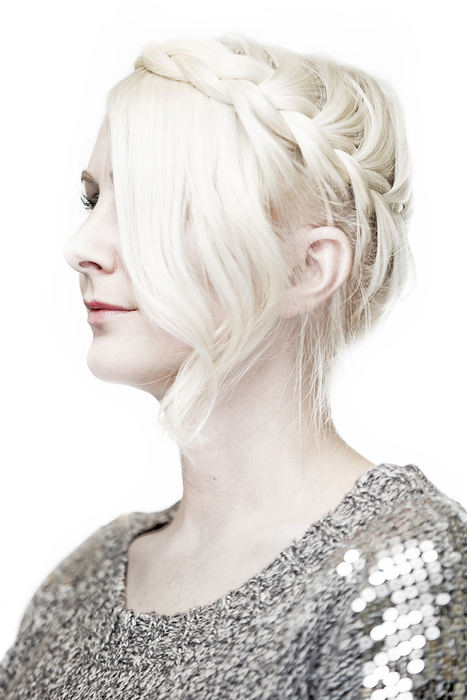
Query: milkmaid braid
133 35 412 309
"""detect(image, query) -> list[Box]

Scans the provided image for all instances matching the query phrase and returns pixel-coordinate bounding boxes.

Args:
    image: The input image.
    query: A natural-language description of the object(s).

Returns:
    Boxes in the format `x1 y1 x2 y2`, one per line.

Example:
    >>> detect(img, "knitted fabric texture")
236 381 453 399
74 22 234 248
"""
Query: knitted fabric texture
1 462 466 699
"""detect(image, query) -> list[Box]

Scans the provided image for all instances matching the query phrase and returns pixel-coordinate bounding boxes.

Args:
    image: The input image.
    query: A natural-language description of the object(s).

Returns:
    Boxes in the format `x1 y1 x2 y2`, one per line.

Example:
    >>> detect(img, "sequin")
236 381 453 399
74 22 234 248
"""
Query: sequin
435 592 450 605
382 607 398 622
331 503 466 699
397 677 413 691
407 658 425 673
336 560 353 576
419 539 435 551
362 587 377 603
369 571 386 586
351 597 367 613
344 548 361 563
374 651 389 665
405 546 421 559
410 634 426 649
425 625 440 640
422 549 438 563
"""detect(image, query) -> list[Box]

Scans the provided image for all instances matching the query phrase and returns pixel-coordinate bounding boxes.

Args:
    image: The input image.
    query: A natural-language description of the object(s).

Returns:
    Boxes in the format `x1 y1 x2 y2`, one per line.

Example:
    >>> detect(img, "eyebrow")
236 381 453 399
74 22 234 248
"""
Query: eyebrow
81 169 113 184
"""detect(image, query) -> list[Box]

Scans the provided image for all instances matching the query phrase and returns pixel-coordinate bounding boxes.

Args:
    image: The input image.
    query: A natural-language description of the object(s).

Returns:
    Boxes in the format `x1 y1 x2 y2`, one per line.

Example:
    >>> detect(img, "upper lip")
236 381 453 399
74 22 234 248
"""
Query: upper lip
84 299 137 311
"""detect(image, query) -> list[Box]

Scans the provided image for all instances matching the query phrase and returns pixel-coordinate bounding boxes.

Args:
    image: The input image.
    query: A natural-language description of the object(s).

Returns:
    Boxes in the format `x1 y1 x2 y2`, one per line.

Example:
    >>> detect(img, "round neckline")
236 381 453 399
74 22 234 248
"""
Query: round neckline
110 462 433 627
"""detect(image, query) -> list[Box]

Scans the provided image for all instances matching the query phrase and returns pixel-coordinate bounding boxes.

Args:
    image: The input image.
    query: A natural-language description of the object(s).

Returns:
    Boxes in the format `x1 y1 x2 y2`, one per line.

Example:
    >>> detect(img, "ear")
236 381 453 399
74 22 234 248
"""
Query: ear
279 226 353 318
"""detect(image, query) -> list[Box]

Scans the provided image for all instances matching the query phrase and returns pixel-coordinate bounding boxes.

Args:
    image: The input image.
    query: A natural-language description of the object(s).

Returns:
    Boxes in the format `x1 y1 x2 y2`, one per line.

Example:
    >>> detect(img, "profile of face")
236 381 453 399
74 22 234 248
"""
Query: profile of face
63 115 193 400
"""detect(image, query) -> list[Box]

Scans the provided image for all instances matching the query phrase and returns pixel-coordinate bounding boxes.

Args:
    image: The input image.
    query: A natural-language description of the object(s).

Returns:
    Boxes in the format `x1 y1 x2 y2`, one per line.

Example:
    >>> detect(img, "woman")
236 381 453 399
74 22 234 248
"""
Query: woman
1 33 465 699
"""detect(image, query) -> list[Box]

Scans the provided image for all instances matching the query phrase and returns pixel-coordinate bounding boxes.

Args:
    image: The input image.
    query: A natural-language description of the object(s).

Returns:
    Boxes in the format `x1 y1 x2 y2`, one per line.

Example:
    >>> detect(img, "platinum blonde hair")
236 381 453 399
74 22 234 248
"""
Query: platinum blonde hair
106 33 414 456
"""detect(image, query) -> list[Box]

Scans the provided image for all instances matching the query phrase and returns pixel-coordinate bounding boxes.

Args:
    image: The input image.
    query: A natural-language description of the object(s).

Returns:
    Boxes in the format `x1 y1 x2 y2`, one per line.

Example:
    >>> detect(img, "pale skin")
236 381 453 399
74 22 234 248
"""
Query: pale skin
63 114 375 614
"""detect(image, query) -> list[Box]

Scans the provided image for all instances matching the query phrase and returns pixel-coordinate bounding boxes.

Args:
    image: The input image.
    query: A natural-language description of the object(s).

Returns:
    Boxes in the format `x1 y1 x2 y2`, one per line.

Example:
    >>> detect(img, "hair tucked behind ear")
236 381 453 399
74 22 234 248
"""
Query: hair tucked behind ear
106 33 415 456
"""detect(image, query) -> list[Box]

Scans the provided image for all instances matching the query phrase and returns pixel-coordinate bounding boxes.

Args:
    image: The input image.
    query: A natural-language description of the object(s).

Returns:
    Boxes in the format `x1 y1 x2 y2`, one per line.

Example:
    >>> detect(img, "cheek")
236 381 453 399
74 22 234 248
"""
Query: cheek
129 324 192 397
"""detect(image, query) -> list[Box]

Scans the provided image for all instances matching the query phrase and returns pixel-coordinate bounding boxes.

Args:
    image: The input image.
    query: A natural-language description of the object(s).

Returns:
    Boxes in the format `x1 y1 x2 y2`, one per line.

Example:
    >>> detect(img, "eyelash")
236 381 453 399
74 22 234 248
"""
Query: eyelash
80 191 98 211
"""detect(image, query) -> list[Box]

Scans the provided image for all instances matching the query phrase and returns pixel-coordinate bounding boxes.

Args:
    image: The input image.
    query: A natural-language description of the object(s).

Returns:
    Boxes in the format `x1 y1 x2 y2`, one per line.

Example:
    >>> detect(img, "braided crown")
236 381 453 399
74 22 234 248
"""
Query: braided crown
133 36 408 219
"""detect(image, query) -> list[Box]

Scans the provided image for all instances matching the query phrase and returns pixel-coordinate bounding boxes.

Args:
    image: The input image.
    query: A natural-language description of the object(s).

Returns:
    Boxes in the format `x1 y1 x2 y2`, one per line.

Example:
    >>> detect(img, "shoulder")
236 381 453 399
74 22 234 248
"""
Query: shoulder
12 512 131 640
40 512 131 591
315 488 467 698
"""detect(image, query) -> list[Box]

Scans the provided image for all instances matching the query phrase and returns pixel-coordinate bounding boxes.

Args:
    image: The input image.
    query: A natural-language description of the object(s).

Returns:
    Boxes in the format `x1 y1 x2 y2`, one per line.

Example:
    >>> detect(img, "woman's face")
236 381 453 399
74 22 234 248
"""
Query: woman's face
63 115 192 399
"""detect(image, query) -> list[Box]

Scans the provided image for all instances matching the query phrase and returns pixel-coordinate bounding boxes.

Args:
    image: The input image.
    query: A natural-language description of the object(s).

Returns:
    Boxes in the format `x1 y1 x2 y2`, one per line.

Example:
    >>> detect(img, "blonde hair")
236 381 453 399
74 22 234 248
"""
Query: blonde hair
106 33 415 456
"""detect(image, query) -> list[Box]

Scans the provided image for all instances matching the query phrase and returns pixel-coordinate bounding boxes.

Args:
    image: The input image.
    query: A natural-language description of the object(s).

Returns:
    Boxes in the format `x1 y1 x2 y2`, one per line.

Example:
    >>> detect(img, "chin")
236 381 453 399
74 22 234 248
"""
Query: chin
85 347 177 398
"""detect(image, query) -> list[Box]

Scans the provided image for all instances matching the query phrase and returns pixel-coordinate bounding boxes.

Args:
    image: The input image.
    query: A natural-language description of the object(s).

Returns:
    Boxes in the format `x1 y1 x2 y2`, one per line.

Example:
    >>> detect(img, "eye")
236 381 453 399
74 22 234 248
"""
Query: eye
80 191 98 211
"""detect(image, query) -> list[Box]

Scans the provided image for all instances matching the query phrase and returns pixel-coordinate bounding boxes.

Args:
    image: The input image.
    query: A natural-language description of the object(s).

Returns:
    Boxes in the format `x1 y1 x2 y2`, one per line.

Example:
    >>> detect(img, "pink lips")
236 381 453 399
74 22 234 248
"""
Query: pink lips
85 299 137 311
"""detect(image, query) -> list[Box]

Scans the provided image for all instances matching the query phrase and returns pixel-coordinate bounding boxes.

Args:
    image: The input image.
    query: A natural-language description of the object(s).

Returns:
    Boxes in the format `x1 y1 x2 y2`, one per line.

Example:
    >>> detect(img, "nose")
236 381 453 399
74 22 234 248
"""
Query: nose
63 220 117 275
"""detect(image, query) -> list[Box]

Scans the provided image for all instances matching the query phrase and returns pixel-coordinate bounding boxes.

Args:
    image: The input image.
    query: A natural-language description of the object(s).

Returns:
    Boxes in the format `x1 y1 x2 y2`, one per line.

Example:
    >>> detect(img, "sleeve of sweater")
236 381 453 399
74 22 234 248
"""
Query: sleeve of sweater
314 503 467 700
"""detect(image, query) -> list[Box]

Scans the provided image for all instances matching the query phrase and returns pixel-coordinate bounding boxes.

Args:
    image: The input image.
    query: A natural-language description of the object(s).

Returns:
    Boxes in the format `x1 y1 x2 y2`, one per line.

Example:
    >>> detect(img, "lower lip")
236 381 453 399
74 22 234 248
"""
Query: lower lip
87 309 137 325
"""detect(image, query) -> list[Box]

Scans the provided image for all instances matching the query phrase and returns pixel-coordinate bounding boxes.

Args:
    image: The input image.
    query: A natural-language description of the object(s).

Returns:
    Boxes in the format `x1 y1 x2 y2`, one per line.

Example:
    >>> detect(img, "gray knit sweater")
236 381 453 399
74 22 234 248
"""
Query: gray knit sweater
1 462 466 699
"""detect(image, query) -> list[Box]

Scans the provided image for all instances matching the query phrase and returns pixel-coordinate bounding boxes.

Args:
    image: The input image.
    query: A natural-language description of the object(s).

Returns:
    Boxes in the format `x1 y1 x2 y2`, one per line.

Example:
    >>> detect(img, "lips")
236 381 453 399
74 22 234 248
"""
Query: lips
85 300 137 311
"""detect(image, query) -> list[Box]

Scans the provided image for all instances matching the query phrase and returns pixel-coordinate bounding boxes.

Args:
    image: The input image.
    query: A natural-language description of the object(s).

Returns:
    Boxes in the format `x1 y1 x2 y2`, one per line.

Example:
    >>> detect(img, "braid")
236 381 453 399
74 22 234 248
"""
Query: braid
133 39 274 106
134 37 407 234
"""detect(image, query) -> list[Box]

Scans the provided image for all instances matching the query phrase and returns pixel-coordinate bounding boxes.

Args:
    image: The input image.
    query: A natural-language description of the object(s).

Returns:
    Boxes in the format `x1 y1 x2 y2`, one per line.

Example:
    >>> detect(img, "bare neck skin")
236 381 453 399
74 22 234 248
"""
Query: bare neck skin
162 345 374 560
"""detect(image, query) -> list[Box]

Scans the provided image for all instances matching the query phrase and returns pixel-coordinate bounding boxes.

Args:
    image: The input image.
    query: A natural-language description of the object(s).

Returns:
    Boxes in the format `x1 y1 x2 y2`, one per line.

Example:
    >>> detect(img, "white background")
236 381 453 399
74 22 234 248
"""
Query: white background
1 0 466 657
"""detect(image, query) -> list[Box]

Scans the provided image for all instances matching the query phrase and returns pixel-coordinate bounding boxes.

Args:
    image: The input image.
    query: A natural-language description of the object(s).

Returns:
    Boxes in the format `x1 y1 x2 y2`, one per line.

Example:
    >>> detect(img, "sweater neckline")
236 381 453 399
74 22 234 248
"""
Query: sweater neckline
108 462 435 631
